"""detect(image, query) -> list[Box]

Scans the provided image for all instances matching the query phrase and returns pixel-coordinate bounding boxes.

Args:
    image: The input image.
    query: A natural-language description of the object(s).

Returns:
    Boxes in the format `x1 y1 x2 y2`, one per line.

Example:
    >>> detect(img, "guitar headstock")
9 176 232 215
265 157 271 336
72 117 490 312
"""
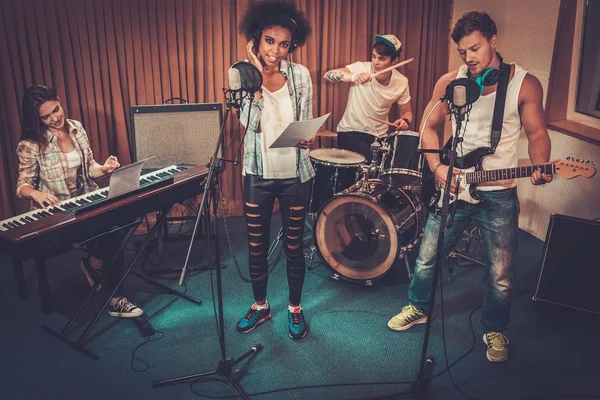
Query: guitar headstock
553 160 597 179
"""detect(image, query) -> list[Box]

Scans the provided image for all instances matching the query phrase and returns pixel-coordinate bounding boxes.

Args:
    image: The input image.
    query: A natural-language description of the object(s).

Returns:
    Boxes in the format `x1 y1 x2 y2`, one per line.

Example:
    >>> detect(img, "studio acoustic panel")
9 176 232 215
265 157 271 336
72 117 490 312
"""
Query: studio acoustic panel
533 214 600 315
130 103 222 169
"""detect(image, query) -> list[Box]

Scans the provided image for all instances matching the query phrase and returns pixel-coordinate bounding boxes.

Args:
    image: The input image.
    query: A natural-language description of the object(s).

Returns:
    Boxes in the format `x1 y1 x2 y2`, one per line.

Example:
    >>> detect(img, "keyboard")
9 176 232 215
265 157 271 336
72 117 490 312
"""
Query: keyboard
1 165 189 232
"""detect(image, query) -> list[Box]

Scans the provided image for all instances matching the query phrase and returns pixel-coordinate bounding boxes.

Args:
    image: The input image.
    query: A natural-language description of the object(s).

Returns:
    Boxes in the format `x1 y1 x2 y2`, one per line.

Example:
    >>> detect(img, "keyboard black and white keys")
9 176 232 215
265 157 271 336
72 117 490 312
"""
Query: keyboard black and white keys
0 163 209 313
0 165 189 232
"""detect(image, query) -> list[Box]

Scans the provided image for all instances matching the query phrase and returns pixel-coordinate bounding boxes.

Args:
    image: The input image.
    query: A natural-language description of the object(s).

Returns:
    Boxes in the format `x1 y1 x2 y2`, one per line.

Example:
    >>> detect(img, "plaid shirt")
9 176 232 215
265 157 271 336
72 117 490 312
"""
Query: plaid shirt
16 119 100 209
239 60 315 183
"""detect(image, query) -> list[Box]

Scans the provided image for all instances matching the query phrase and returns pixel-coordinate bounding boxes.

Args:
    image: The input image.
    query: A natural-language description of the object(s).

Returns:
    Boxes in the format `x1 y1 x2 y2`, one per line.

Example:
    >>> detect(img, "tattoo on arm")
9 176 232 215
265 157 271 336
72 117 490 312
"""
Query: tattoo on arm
325 71 344 83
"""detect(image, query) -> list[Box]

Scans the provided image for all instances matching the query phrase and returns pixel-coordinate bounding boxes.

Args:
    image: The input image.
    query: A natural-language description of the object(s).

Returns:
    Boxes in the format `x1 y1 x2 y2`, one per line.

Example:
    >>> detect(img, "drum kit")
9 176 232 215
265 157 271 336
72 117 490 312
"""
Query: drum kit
306 129 427 286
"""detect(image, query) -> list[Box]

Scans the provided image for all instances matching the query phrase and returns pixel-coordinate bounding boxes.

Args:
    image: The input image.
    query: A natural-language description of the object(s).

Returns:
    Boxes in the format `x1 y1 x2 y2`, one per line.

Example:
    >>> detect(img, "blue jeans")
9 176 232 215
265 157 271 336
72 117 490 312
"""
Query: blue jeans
408 188 520 333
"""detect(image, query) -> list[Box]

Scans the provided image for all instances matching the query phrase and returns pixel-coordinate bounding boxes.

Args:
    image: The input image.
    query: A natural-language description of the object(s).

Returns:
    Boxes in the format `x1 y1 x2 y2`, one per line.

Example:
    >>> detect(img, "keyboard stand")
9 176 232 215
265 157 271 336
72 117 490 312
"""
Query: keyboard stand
41 206 202 360
12 256 28 300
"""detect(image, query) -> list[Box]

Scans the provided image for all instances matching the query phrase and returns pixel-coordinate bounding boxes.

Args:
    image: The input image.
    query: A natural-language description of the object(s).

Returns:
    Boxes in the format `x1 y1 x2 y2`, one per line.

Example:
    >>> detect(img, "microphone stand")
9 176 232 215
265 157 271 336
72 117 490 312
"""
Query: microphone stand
153 91 262 399
409 106 465 400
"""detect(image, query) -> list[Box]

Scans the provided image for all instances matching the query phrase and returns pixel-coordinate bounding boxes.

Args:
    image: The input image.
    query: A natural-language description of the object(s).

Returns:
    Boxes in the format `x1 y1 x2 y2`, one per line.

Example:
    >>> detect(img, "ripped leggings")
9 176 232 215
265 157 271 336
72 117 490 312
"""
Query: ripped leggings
243 174 311 305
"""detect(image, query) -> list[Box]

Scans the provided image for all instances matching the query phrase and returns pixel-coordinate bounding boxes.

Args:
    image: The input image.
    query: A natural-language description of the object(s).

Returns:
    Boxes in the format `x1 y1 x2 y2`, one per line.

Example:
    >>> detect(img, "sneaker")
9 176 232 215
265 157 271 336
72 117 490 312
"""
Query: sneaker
483 332 509 362
288 307 307 340
108 297 144 318
79 258 103 290
387 305 428 331
236 303 271 333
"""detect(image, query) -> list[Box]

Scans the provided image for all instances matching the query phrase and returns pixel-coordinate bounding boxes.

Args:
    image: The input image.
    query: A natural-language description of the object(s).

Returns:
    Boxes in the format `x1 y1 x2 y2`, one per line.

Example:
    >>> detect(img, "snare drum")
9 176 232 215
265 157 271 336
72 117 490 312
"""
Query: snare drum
380 131 423 192
309 148 366 213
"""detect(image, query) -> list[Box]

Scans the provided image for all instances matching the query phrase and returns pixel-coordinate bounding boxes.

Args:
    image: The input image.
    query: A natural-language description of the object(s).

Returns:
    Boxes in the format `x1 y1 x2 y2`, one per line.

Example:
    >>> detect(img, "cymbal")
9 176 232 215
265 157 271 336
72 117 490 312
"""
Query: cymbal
317 129 337 138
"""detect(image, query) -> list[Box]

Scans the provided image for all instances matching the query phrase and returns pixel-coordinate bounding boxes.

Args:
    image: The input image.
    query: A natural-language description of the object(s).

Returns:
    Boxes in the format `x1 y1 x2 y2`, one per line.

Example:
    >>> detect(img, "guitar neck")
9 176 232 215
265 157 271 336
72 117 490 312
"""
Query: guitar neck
465 163 556 184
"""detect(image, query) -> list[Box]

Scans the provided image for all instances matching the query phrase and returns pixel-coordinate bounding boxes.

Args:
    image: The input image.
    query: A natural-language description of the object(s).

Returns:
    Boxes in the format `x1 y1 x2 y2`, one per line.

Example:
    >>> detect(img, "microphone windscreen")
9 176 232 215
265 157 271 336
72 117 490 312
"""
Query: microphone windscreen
230 61 263 92
445 77 480 105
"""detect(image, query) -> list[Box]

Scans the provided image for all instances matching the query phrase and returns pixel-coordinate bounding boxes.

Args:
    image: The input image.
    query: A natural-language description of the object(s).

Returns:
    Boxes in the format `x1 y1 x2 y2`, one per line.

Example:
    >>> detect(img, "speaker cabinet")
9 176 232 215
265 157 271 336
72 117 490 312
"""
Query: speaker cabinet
130 103 222 169
533 214 600 315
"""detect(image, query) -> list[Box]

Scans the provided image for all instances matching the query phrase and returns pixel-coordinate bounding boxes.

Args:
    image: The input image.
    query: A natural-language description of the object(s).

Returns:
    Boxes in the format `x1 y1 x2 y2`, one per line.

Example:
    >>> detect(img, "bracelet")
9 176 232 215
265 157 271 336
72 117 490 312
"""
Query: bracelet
351 72 360 83
432 162 443 175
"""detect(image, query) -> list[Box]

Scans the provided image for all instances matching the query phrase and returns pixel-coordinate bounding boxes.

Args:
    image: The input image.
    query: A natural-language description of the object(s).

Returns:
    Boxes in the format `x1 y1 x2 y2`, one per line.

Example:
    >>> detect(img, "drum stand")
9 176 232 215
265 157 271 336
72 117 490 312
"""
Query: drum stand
267 216 318 269
446 224 485 280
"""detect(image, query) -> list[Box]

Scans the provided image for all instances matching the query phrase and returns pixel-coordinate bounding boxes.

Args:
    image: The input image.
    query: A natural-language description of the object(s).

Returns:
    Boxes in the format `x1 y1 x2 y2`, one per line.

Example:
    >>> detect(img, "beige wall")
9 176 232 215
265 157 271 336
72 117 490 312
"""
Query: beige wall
449 0 600 239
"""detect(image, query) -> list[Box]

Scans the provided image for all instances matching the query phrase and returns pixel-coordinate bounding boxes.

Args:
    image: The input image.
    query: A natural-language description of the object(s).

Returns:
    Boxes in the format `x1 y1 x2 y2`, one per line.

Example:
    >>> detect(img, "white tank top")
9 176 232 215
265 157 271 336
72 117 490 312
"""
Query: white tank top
452 63 527 191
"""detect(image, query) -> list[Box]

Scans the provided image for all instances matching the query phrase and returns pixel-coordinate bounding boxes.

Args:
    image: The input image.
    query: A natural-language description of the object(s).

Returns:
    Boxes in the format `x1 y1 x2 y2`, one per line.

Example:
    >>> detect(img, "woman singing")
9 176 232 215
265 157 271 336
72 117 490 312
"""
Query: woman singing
236 0 314 339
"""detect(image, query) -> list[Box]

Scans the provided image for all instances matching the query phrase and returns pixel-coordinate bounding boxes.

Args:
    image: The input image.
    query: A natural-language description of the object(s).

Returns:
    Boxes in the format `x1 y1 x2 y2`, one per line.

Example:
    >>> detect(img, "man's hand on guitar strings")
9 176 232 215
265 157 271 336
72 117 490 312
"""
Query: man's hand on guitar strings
435 164 465 193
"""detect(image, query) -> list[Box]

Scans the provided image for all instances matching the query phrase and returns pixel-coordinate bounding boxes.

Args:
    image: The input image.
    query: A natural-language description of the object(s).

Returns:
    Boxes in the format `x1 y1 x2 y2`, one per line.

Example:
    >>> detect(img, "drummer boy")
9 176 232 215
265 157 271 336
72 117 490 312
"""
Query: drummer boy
324 33 413 163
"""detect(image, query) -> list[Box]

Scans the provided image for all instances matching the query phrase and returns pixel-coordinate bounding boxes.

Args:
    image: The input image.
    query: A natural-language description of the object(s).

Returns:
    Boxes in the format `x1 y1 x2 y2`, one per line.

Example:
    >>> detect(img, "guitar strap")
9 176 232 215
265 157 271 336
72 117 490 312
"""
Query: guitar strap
490 63 511 151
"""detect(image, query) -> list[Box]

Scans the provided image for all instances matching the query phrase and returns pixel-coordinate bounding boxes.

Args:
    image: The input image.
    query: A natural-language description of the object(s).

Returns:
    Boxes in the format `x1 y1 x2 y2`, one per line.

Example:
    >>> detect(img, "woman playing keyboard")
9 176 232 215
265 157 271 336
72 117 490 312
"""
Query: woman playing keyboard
15 84 143 319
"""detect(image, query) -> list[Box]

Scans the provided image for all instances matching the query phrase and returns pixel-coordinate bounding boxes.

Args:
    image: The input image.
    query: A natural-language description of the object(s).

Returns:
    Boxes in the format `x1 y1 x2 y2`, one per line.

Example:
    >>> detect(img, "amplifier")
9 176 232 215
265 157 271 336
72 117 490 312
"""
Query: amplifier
130 103 222 170
533 213 600 315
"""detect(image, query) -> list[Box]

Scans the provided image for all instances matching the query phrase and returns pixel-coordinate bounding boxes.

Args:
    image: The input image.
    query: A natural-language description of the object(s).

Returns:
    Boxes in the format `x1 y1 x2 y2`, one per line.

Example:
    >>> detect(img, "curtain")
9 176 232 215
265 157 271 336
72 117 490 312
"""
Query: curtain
0 0 451 220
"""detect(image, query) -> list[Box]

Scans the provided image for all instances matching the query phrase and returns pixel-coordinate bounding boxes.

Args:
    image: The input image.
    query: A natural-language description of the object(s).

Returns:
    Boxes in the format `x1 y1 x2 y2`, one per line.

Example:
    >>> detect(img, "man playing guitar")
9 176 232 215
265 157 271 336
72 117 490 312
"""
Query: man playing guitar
386 11 552 363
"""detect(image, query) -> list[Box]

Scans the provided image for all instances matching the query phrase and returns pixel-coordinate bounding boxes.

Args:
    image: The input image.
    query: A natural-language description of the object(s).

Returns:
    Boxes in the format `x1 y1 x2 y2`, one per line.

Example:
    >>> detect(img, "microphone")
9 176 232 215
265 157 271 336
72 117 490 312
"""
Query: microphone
225 61 263 108
453 84 467 117
444 78 480 119
227 67 243 106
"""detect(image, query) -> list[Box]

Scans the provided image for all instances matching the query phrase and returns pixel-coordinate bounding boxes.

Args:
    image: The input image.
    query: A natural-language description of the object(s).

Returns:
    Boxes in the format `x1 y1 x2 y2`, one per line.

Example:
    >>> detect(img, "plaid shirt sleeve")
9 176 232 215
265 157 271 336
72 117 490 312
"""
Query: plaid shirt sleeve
15 140 41 198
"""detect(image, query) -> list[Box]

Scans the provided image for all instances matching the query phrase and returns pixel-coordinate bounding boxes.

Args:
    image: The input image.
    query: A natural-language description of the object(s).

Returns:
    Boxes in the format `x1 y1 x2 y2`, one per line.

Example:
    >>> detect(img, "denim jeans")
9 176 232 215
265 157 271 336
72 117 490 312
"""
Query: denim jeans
408 187 520 333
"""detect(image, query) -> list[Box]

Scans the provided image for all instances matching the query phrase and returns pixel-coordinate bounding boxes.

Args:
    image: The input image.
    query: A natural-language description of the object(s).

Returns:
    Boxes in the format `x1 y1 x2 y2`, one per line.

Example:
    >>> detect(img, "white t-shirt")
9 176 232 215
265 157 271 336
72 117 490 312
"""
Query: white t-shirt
260 84 298 180
64 148 82 194
337 61 411 138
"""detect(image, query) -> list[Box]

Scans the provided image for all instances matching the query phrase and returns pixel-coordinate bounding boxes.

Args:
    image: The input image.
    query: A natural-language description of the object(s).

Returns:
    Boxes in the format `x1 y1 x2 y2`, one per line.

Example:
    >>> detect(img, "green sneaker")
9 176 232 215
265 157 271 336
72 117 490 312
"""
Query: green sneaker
236 303 271 333
288 307 307 340
387 305 428 331
483 332 509 362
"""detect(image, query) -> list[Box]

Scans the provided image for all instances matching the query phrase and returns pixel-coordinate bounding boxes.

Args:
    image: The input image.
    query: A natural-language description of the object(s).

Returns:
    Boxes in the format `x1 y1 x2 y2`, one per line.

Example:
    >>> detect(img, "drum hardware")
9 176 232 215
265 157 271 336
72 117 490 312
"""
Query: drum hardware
446 223 485 281
267 215 316 262
379 130 424 192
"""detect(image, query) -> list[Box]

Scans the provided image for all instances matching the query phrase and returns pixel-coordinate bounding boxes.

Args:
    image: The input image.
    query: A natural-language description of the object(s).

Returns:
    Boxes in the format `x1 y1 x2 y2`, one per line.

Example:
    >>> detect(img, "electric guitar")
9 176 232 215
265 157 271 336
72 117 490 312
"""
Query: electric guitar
421 146 596 212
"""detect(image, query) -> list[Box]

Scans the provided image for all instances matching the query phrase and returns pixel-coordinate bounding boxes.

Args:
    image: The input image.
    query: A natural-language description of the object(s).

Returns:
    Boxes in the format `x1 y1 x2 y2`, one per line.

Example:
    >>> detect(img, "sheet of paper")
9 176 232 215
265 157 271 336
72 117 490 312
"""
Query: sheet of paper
107 157 153 199
268 113 331 149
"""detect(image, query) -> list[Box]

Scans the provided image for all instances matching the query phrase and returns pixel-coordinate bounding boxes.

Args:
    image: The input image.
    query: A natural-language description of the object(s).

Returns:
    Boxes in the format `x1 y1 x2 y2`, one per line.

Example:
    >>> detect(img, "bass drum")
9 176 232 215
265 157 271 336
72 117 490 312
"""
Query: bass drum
314 180 424 283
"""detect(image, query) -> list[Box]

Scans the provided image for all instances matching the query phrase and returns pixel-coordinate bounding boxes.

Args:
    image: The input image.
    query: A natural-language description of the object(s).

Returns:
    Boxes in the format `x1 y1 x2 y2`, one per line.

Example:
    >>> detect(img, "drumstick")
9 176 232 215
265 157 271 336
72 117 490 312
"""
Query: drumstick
368 116 397 128
370 57 414 78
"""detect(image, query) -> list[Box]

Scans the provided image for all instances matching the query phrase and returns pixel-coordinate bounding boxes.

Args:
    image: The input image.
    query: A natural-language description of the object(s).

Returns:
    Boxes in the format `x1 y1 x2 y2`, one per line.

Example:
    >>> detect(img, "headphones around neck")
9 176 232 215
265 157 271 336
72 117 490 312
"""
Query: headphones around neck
467 53 506 94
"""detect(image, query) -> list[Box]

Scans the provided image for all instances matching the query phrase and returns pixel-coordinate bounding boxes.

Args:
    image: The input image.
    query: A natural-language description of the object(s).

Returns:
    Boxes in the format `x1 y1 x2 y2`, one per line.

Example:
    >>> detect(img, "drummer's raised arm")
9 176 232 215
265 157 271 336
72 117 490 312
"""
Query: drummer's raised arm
324 67 354 83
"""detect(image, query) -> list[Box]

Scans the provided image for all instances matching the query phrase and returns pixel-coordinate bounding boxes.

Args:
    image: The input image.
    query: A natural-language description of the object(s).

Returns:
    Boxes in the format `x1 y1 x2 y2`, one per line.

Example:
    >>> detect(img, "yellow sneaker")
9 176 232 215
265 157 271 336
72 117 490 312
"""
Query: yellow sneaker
483 332 509 362
387 305 428 331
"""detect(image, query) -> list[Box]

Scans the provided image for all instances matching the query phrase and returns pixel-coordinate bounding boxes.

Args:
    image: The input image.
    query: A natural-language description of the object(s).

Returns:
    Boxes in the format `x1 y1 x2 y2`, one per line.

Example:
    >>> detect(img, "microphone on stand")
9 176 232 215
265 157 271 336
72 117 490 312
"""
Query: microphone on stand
444 77 480 122
225 61 263 109
227 67 243 108
225 62 264 165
